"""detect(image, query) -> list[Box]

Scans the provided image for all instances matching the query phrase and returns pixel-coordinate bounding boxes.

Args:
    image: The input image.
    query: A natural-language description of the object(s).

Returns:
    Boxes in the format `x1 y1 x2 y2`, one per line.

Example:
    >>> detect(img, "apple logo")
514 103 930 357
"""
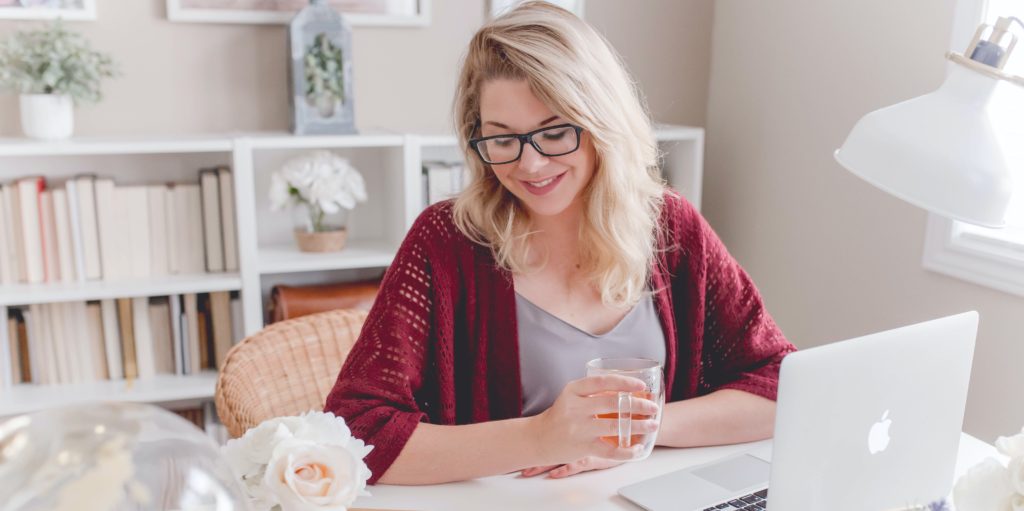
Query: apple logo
868 410 893 454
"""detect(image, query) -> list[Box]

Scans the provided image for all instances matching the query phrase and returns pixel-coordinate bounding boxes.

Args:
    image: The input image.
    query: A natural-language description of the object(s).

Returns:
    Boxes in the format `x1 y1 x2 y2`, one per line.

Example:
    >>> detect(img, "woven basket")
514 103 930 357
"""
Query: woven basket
215 308 367 438
294 228 347 252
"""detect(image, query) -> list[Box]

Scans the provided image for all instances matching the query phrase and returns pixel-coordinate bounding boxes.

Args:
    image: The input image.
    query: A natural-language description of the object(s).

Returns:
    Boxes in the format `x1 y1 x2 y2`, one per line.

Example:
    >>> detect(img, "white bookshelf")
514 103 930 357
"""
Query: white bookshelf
0 371 218 417
0 124 703 417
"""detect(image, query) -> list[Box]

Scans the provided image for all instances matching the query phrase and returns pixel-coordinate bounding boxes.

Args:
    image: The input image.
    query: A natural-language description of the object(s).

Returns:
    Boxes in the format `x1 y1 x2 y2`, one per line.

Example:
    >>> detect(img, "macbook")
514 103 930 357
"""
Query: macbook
618 311 978 511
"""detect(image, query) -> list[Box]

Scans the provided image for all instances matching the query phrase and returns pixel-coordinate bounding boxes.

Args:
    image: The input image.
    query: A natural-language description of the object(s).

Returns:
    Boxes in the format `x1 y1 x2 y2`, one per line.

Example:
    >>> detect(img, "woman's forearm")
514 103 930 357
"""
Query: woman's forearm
378 417 543 485
656 389 776 448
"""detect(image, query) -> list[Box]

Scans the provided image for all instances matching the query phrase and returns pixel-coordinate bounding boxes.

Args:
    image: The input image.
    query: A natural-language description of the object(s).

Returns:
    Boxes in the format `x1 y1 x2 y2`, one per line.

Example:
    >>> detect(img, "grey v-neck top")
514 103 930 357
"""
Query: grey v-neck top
516 292 667 416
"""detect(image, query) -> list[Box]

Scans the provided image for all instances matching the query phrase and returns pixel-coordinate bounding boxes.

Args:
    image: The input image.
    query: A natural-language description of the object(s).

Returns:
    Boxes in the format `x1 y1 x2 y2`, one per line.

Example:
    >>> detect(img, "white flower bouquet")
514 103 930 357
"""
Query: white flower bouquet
270 151 367 233
953 427 1024 511
221 411 373 511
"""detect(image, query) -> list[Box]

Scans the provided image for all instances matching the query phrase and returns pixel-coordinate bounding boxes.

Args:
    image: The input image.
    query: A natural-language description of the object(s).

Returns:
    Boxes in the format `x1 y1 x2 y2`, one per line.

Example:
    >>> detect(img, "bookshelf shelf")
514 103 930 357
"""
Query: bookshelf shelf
0 273 242 307
0 371 218 417
258 240 396 274
0 135 233 157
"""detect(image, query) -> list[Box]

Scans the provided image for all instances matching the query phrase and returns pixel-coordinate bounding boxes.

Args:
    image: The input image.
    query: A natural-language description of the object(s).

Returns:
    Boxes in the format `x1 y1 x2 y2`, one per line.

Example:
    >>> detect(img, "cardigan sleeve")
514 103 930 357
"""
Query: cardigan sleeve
687 202 797 400
323 208 440 484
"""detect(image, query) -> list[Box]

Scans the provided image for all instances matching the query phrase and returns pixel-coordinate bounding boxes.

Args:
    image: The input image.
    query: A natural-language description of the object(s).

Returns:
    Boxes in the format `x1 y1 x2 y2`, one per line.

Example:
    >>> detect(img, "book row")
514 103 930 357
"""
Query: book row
4 291 243 388
0 167 239 285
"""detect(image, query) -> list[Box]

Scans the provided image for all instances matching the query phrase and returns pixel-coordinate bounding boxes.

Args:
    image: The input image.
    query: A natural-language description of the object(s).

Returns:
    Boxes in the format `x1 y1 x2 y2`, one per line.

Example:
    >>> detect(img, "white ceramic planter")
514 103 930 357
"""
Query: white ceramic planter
19 94 74 140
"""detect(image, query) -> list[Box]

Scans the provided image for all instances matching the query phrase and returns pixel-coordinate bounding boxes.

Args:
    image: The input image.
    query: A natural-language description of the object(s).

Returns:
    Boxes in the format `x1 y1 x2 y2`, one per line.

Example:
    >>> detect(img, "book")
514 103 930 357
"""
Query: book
7 313 20 385
199 169 224 272
174 184 206 275
209 291 233 370
67 301 95 383
8 182 27 283
149 298 175 375
117 298 138 379
132 297 156 379
184 293 200 374
25 306 45 384
119 187 151 279
64 178 87 282
100 299 123 380
217 167 239 272
230 293 244 344
165 184 180 274
0 184 21 284
16 311 30 383
95 179 120 281
148 185 170 277
0 189 9 286
46 303 70 384
38 191 60 283
74 175 102 280
17 177 46 283
197 293 212 369
52 188 77 283
85 302 109 380
168 294 184 375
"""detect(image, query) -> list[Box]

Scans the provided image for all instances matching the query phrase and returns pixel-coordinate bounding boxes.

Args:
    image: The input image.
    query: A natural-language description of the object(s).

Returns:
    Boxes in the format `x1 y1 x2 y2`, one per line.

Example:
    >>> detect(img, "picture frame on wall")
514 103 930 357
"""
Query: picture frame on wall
167 0 429 27
490 0 583 18
0 0 97 21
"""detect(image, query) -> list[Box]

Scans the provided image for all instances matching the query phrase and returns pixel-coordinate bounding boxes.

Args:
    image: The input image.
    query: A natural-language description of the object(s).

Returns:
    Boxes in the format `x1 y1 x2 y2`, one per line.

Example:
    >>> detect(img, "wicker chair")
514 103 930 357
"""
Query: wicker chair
215 308 368 438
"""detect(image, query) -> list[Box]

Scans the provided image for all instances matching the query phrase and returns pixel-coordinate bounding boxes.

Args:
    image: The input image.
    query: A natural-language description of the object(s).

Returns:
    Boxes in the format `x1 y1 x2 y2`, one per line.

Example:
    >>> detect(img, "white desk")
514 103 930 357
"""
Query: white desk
353 432 997 511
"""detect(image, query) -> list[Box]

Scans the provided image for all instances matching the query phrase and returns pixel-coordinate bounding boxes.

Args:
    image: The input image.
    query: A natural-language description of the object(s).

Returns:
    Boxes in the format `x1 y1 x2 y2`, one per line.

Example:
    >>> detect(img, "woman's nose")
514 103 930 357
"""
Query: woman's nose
517 142 549 174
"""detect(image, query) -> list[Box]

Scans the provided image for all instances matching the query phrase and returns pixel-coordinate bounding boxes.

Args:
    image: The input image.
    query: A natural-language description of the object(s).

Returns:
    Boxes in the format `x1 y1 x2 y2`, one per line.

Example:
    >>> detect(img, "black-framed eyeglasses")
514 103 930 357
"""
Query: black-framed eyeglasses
468 123 584 165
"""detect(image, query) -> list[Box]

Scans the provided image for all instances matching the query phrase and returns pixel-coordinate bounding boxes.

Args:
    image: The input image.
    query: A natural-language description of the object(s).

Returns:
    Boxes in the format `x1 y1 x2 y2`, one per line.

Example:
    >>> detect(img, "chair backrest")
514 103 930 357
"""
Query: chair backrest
215 308 368 438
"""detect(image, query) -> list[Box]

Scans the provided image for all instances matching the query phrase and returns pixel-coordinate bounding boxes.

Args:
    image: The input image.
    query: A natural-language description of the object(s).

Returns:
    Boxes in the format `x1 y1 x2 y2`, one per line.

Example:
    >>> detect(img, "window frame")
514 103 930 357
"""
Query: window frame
921 0 1024 297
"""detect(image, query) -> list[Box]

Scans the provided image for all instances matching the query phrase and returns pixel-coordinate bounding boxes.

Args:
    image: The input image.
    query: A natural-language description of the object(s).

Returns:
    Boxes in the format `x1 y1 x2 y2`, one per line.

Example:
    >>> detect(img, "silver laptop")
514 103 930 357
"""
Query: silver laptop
619 311 978 511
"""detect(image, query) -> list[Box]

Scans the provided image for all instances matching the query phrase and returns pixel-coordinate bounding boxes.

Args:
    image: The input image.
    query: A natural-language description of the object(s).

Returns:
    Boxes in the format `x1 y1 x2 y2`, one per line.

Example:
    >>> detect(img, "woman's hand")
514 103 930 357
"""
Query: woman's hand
520 457 625 478
526 374 660 467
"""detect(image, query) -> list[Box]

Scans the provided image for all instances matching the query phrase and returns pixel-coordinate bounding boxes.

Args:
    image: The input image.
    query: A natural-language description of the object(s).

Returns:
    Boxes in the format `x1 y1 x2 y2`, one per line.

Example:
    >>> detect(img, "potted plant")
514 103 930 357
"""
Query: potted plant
304 32 345 118
269 150 368 253
0 20 118 140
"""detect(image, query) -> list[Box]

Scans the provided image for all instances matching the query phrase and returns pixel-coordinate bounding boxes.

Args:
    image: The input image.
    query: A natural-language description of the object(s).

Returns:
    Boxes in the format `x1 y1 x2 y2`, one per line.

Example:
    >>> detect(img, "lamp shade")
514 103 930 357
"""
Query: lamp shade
834 61 1020 228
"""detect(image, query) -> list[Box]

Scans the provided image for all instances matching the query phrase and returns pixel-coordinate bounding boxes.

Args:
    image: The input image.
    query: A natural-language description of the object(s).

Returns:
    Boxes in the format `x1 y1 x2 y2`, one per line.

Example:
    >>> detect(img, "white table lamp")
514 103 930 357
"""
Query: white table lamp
835 17 1024 228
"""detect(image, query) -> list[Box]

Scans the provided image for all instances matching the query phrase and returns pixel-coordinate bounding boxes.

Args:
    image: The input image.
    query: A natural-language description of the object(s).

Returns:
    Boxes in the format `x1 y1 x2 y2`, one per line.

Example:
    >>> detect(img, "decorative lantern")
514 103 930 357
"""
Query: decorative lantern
288 0 357 135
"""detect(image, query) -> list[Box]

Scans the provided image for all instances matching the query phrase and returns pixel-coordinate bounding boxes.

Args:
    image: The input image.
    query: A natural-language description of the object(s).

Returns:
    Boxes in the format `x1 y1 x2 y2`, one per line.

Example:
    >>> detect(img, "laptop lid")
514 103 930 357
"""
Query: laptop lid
768 311 977 510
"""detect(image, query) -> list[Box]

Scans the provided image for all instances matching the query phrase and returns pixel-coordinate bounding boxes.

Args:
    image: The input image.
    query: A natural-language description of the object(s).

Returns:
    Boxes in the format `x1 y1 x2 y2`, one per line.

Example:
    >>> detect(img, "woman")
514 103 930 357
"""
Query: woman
325 1 795 485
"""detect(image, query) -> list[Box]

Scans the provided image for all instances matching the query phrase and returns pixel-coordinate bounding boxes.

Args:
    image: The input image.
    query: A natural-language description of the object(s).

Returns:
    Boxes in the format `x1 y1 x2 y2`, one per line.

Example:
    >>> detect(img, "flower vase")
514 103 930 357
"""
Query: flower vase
20 94 74 140
292 203 350 253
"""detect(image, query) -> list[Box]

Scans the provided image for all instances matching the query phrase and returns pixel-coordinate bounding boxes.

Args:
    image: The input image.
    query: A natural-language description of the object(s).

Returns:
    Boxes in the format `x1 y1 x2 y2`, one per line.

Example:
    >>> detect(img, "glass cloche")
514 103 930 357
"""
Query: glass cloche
0 401 251 511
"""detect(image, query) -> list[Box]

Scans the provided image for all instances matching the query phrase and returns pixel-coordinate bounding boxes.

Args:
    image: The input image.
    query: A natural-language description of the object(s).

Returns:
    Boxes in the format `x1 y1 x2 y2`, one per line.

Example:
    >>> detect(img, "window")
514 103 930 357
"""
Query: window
922 0 1024 296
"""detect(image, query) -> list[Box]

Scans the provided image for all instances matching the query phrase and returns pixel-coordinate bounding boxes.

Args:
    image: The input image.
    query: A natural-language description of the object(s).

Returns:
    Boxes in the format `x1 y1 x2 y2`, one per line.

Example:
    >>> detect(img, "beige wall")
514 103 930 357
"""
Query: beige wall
704 0 1024 442
0 0 712 136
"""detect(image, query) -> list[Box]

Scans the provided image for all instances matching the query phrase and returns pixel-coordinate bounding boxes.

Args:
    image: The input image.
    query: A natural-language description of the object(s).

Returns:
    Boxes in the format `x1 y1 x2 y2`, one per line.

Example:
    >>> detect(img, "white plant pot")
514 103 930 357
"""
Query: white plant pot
19 94 74 140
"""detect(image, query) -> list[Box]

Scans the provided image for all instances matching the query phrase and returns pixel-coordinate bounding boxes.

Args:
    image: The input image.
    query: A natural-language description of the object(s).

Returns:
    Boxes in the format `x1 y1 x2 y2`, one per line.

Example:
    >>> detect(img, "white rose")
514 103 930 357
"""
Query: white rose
953 458 1016 511
997 429 1024 459
269 171 294 211
1010 456 1024 495
264 439 371 511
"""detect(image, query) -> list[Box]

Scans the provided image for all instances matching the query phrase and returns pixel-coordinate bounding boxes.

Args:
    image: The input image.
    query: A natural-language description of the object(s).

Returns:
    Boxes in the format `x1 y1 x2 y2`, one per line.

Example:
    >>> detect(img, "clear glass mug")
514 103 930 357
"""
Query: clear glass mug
586 357 665 461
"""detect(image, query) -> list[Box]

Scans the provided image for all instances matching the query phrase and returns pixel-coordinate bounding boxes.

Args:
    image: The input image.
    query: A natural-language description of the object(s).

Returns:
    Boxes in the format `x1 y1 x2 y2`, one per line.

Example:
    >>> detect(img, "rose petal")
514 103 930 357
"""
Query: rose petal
997 432 1024 459
953 458 1015 511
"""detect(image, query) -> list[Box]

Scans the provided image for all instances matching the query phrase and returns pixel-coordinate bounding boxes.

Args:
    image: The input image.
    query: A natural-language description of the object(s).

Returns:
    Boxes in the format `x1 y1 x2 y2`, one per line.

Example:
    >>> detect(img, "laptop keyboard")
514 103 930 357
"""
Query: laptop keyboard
702 488 768 510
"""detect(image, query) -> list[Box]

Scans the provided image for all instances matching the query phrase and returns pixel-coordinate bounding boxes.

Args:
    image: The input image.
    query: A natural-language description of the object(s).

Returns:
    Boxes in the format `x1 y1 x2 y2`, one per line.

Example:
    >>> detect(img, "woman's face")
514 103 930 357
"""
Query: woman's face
477 79 596 220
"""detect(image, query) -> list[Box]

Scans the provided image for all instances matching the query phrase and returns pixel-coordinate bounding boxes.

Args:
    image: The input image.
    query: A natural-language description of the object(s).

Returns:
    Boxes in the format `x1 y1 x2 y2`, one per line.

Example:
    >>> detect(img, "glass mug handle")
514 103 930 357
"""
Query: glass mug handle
617 391 632 448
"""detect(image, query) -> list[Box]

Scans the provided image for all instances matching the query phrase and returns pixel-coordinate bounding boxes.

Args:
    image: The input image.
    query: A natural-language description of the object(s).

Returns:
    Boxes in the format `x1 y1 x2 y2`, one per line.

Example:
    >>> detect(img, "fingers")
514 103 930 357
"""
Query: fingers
568 375 646 397
587 395 661 416
547 457 625 479
521 465 559 477
590 418 660 438
598 442 647 462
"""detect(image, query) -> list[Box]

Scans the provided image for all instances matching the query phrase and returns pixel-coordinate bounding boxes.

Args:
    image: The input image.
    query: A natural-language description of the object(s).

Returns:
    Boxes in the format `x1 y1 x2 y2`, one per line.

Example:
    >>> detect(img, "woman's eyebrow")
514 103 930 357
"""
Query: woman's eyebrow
483 115 561 130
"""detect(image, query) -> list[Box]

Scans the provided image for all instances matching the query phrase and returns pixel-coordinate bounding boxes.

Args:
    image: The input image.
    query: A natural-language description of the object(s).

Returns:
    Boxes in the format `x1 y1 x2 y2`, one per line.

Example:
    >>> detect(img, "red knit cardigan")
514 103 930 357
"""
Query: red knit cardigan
324 191 796 483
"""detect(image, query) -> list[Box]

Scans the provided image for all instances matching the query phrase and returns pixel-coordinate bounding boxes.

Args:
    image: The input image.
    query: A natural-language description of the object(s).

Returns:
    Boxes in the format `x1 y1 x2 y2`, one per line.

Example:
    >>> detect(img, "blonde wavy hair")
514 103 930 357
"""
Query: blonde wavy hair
451 1 665 308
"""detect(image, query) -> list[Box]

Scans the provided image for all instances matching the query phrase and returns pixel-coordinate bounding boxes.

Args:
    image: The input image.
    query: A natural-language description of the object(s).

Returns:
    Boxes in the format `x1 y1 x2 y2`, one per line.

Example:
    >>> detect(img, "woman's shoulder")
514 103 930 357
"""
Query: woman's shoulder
404 199 475 252
658 188 702 238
